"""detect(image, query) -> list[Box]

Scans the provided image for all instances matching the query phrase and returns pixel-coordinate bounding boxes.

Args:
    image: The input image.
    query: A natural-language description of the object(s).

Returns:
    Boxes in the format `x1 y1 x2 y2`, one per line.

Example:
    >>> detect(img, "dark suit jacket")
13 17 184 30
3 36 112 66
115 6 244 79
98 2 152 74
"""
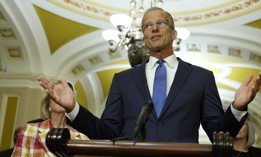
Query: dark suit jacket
0 148 13 157
70 58 244 142
248 147 261 157
233 147 261 157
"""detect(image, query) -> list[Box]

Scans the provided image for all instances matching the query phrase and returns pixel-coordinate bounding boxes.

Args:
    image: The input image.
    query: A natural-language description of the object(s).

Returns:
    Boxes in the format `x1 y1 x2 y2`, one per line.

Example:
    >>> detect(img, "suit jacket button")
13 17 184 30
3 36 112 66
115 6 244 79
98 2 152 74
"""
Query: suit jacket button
157 122 162 126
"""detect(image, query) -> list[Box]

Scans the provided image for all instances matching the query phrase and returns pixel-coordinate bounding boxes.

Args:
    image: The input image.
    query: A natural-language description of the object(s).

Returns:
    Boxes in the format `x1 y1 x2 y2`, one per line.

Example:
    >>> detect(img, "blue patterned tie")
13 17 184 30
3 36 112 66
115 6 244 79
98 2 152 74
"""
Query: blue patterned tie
152 60 166 117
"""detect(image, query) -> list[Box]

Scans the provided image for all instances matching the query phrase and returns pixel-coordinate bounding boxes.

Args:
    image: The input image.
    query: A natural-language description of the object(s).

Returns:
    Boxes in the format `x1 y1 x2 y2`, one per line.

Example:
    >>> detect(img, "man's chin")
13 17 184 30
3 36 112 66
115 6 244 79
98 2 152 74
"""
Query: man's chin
153 48 162 53
148 46 162 52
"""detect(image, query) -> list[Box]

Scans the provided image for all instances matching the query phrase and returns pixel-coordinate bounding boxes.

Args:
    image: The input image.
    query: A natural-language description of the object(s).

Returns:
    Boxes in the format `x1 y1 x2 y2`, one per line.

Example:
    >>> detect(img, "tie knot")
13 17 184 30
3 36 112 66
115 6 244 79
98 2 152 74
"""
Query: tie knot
157 60 165 67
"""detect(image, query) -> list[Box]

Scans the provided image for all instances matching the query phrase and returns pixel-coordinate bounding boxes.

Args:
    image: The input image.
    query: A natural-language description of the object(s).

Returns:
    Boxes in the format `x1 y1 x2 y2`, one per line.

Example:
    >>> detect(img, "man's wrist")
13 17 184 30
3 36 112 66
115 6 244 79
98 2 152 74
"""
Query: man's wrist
65 102 79 121
232 101 247 111
230 103 247 122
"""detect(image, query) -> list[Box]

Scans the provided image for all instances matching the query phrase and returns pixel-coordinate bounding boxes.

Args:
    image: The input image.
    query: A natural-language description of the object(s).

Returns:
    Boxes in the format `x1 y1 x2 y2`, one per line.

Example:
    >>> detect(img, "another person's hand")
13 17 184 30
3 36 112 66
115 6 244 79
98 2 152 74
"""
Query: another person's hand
37 76 76 113
233 71 261 111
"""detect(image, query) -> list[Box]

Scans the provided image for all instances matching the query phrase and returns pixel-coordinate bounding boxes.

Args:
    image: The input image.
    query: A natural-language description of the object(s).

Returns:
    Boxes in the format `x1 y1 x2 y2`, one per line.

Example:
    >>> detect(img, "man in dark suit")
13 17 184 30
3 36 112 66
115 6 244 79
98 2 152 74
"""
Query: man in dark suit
37 7 261 143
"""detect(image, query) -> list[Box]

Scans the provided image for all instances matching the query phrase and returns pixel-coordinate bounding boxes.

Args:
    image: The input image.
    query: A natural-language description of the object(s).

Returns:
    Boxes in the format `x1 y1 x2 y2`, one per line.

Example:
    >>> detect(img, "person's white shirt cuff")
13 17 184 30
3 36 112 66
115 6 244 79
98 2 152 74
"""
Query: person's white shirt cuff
230 104 247 122
65 102 79 121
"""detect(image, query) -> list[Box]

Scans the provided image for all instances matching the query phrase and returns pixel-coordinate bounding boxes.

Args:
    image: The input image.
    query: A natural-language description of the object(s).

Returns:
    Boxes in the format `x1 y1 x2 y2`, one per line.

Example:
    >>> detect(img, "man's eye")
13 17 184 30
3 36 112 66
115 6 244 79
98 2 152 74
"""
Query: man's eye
146 23 153 28
157 21 164 26
143 23 151 29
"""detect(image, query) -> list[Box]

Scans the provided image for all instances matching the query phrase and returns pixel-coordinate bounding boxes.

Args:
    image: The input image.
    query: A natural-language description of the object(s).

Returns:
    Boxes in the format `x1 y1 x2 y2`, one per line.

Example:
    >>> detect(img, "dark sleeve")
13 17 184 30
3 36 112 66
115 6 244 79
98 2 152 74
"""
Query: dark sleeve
248 146 261 157
201 72 246 141
68 105 118 139
219 106 247 137
68 74 123 139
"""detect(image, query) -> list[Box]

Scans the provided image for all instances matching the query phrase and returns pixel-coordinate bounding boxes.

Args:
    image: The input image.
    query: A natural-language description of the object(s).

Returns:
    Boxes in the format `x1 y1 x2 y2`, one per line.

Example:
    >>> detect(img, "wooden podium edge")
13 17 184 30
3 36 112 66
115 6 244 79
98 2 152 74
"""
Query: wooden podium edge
46 128 233 157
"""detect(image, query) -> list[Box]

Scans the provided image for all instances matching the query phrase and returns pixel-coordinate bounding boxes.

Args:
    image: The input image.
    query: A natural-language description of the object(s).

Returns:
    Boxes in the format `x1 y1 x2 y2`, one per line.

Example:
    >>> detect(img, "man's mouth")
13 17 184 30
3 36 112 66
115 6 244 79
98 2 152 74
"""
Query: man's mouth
151 35 161 40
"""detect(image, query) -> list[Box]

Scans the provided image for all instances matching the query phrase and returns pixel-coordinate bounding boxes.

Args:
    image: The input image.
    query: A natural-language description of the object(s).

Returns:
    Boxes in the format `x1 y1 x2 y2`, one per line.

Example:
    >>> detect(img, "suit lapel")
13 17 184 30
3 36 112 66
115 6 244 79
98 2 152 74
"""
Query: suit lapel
159 58 193 118
130 58 193 119
131 59 151 101
131 59 160 120
132 61 160 121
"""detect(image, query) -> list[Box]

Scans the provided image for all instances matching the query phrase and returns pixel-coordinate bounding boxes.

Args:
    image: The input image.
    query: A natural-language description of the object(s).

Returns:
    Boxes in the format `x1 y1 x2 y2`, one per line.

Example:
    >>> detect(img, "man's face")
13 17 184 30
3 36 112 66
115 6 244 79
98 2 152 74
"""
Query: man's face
142 10 177 52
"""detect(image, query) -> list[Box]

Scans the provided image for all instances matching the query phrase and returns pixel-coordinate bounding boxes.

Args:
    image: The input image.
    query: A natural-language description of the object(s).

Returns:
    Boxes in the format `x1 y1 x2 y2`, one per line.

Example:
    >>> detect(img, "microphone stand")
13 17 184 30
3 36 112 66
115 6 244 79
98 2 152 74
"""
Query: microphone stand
111 100 153 143
111 129 145 143
135 124 146 142
111 125 146 143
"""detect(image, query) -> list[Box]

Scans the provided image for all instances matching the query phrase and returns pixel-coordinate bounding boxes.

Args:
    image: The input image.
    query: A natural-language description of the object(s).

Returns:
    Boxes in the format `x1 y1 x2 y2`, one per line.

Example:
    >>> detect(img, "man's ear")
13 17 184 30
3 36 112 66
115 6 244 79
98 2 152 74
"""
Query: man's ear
172 29 177 40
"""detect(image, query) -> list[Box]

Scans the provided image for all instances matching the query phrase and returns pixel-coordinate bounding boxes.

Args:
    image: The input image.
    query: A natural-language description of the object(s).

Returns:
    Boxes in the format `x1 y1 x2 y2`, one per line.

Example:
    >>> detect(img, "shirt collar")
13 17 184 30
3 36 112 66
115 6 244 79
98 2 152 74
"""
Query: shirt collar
148 54 178 69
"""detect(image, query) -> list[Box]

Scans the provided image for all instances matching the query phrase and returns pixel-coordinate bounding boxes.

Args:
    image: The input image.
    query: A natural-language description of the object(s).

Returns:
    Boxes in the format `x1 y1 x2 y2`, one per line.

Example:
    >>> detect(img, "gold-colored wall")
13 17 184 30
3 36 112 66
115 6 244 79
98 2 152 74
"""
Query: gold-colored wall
0 86 44 150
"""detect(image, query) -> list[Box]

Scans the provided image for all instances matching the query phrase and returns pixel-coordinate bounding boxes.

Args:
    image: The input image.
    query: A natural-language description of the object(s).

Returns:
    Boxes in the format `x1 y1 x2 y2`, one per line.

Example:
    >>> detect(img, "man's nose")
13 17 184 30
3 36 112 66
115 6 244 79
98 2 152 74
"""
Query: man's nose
152 23 159 31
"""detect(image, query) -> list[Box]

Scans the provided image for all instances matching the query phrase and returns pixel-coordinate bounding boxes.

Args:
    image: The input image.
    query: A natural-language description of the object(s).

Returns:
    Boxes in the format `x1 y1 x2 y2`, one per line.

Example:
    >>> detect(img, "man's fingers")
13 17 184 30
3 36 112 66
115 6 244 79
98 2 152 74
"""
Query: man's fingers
37 76 49 87
253 72 261 93
242 74 253 87
256 72 261 86
61 79 68 87
37 76 55 90
37 76 48 83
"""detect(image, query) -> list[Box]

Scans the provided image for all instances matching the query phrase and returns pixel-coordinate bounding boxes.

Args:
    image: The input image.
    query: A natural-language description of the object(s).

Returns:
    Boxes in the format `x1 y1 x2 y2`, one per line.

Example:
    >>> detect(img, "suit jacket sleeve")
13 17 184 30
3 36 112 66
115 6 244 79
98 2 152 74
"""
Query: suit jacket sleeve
70 74 123 139
200 71 245 141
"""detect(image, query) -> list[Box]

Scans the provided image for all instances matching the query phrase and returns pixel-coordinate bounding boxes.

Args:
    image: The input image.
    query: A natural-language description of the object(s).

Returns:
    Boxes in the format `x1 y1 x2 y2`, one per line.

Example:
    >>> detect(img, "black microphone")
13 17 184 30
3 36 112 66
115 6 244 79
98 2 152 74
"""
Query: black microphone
133 100 153 138
111 100 153 142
